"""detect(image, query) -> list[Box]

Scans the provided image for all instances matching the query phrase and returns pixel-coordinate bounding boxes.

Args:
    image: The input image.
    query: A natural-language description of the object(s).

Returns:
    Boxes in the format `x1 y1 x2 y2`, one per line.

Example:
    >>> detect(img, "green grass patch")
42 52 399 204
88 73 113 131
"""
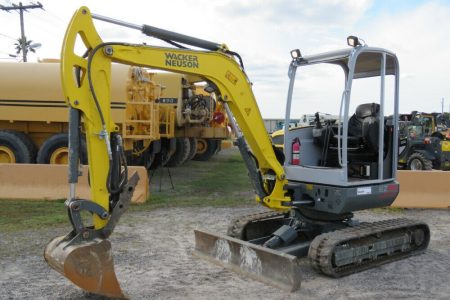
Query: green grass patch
0 199 68 232
130 149 255 211
0 149 255 232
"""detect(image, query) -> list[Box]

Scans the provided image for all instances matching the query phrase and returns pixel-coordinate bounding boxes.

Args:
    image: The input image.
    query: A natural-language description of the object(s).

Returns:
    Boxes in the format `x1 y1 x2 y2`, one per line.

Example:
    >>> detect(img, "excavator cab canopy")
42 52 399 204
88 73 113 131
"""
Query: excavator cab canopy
283 43 400 191
295 48 398 78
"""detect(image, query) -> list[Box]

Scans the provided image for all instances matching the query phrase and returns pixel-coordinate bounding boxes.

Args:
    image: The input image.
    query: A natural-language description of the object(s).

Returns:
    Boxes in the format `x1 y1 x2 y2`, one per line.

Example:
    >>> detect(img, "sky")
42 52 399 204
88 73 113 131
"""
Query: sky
0 0 449 118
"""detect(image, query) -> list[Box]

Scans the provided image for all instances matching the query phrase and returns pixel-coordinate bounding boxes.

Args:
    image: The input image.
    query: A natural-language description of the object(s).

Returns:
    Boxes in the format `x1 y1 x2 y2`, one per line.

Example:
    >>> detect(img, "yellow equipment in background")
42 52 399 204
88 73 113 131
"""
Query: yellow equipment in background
0 61 229 168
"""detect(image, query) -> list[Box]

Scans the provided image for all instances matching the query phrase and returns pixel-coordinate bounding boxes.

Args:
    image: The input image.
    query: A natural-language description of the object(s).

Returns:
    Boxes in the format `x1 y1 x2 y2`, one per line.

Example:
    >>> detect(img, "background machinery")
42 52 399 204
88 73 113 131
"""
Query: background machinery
0 61 228 168
44 7 430 298
398 111 450 170
273 111 450 171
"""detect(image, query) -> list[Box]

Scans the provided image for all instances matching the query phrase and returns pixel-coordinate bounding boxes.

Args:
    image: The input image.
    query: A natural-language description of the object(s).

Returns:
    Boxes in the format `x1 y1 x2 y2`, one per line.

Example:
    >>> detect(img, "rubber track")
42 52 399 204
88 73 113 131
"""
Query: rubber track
226 210 287 239
308 218 430 277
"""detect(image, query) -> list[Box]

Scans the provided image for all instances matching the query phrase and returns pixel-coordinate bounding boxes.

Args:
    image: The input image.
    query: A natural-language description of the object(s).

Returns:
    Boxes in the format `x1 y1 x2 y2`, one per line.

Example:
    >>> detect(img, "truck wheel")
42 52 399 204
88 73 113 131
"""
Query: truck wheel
148 146 173 170
166 138 191 167
0 130 34 163
10 131 37 161
37 133 87 164
193 138 219 161
407 152 433 171
187 138 197 160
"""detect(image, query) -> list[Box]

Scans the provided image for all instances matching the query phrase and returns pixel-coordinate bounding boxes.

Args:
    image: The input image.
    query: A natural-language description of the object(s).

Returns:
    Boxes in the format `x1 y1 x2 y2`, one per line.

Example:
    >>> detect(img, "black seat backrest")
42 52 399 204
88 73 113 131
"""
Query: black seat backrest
348 103 380 151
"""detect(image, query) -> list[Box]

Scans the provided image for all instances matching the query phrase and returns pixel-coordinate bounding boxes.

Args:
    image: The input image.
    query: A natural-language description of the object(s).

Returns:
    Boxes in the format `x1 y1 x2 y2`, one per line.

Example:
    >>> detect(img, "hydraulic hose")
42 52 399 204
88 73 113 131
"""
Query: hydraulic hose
86 43 130 199
107 133 128 197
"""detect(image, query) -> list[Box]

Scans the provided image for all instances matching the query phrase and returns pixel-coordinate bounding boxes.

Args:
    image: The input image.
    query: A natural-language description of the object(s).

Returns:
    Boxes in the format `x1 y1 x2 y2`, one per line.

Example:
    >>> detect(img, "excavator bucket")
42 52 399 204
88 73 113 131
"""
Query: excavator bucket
44 234 125 299
43 172 140 299
193 229 302 292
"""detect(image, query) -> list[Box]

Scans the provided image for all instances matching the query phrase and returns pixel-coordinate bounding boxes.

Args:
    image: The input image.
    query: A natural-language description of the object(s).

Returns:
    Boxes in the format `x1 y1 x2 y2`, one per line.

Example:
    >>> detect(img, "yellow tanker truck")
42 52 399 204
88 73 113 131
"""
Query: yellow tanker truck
0 61 230 168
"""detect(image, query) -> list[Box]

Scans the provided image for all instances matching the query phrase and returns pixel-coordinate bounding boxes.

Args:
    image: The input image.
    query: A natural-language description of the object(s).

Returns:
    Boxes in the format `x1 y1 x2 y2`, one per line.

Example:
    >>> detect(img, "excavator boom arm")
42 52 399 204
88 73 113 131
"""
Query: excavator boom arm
61 7 290 210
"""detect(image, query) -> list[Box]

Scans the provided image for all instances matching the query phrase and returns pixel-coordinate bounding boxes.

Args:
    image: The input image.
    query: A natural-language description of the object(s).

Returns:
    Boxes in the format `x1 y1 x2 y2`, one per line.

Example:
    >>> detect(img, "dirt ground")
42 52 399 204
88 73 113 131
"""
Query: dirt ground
1 205 449 300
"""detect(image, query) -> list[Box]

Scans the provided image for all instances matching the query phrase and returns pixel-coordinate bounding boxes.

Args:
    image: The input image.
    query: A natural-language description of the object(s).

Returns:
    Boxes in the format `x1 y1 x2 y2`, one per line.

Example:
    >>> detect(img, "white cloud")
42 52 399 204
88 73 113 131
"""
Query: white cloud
218 0 372 26
0 0 448 117
354 1 450 114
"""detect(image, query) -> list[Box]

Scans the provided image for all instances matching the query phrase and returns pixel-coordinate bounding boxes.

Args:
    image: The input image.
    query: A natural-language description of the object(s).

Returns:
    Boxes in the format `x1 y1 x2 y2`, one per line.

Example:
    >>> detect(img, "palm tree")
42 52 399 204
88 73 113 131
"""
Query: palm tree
14 37 36 62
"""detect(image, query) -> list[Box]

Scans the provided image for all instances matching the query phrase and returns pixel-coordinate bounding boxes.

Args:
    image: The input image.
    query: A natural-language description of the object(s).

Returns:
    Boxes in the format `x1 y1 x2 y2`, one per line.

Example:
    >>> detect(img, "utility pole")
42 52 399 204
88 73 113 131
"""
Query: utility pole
0 1 44 62
442 98 445 115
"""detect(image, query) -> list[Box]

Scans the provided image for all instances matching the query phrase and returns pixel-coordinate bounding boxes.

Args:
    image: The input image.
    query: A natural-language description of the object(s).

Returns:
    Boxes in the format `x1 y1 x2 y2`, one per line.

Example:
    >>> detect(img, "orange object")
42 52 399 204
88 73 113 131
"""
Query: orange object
392 170 450 209
0 164 148 203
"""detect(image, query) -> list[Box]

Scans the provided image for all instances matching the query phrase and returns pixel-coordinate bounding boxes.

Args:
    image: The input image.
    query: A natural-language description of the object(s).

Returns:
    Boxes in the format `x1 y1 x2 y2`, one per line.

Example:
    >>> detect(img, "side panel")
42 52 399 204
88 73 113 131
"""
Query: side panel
287 181 398 214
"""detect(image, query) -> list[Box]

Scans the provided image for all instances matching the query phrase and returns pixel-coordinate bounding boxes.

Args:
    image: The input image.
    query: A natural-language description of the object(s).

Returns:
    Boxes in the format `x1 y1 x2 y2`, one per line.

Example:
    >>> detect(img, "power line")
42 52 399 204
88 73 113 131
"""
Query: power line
26 10 63 35
0 1 44 62
0 32 16 40
43 7 66 25
0 49 19 60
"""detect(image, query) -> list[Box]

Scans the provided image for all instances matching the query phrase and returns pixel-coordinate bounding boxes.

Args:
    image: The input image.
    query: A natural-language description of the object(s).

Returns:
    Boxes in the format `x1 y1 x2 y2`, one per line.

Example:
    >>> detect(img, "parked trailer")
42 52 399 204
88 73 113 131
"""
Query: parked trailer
0 61 230 168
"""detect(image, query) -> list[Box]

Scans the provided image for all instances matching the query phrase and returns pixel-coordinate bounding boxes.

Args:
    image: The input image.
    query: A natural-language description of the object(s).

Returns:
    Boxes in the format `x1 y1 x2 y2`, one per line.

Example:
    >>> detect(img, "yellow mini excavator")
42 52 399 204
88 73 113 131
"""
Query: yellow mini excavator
45 7 430 298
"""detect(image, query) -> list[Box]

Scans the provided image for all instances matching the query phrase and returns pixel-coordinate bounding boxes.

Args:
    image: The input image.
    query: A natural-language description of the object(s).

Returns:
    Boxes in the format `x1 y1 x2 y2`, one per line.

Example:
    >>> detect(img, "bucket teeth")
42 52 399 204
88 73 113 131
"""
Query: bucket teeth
193 229 302 292
44 235 125 299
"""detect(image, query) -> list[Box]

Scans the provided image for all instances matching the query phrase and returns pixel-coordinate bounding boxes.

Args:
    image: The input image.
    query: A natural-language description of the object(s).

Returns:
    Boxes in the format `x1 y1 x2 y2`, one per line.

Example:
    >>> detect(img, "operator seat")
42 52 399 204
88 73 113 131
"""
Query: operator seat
320 103 382 168
347 102 380 155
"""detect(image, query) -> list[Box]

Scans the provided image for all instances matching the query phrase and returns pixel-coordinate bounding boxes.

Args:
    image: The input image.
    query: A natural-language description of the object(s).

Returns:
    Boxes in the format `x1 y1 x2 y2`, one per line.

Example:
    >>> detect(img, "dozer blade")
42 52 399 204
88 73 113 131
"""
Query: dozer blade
193 229 302 292
44 234 125 299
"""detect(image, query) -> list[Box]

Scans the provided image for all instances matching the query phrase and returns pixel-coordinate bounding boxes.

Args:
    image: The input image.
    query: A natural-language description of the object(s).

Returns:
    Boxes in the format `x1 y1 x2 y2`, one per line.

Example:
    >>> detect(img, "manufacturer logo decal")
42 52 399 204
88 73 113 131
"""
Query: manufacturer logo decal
165 53 199 68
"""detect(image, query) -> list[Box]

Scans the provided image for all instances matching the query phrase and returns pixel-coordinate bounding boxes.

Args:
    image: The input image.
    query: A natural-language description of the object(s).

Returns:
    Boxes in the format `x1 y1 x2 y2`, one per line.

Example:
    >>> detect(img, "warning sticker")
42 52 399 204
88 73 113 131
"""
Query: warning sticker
357 187 372 196
225 70 238 85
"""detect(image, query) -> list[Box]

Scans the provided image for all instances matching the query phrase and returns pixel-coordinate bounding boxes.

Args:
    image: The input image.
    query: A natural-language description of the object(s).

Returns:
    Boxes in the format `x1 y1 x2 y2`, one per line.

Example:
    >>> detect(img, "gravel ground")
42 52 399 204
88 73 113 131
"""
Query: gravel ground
0 206 449 300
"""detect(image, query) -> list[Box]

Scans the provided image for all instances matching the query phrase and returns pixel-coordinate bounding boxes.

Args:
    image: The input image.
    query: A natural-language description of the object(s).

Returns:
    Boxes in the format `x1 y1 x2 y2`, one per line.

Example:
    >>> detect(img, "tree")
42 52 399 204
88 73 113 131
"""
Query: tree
14 37 36 56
